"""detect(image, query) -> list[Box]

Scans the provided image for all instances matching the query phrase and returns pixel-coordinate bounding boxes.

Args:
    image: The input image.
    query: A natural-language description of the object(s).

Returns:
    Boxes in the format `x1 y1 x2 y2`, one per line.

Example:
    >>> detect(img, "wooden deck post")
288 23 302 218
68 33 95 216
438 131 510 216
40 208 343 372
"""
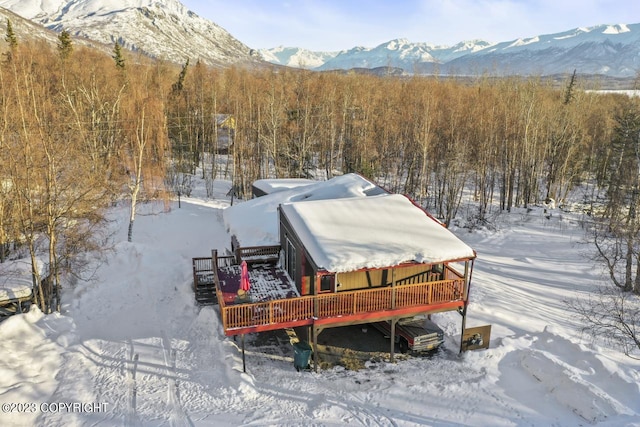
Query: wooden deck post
458 307 467 354
391 269 396 310
390 270 397 363
313 325 319 373
459 260 474 354
313 273 319 373
463 261 470 300
390 317 396 363
241 334 246 373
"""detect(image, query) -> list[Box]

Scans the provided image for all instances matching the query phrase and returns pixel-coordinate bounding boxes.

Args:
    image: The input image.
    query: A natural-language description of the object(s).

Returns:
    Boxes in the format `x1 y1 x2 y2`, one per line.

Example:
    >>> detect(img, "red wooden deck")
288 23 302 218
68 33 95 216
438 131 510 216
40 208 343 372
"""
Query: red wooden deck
216 264 299 305
215 266 466 336
194 252 470 337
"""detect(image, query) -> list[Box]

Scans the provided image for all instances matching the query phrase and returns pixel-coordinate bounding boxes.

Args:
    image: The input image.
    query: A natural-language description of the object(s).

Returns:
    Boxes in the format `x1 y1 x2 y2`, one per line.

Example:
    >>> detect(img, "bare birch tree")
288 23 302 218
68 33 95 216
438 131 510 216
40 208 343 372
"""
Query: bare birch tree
121 67 169 242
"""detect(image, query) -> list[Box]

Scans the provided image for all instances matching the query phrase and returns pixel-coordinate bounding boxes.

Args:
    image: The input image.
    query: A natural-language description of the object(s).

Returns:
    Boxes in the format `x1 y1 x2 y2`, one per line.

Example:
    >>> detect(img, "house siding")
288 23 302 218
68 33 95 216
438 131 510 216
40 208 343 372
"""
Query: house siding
279 206 319 296
336 264 434 291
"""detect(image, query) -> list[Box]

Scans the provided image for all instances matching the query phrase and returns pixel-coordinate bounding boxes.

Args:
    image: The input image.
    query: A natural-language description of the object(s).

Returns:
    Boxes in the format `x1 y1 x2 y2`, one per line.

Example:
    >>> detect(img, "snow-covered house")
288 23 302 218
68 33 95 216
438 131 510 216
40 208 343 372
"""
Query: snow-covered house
212 114 235 154
193 174 476 365
278 193 475 298
223 173 387 252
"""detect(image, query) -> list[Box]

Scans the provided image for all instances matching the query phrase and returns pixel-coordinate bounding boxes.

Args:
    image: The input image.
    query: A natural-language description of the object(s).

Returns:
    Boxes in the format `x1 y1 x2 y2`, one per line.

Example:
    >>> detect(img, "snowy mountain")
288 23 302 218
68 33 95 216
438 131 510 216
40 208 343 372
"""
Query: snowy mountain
260 38 492 72
0 7 95 47
0 0 261 67
1 0 634 78
259 46 338 69
317 38 493 73
445 24 640 77
262 24 640 78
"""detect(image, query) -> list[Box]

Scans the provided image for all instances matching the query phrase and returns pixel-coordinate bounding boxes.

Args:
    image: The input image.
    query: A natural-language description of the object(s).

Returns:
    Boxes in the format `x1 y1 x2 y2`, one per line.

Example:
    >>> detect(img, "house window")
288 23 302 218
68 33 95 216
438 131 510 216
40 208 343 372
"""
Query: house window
319 274 334 293
284 236 296 279
430 263 444 281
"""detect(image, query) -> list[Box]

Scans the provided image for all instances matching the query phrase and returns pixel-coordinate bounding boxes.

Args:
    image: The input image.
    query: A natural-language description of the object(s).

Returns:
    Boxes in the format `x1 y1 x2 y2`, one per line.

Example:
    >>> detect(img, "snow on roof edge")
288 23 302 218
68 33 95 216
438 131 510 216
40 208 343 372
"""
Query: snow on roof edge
252 178 315 194
224 173 387 248
280 193 475 273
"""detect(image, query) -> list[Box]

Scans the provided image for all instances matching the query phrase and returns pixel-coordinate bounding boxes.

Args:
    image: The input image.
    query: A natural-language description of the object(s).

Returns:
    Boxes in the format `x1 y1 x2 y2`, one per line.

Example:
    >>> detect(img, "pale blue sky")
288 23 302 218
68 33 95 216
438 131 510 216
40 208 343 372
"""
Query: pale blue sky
180 0 639 51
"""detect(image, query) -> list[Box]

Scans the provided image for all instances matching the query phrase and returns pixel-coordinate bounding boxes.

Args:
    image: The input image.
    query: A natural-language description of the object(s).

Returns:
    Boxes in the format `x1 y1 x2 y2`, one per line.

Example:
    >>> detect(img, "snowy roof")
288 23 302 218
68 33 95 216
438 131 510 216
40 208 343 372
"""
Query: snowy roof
214 114 235 127
280 193 476 273
223 173 386 247
252 178 314 195
0 260 35 301
0 279 31 301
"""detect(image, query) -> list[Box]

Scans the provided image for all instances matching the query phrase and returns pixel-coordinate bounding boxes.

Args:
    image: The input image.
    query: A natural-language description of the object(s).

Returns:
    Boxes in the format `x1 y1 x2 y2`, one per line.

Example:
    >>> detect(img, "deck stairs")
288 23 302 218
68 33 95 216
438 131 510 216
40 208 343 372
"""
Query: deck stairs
192 256 218 306
194 280 217 305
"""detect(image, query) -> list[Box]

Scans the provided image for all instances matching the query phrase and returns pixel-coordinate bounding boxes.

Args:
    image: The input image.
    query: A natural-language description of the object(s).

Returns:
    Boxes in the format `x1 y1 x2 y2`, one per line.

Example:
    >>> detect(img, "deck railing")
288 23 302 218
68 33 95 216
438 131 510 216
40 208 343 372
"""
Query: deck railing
193 257 213 273
444 265 463 280
235 245 280 264
220 278 464 332
196 252 468 334
192 257 214 288
214 253 236 268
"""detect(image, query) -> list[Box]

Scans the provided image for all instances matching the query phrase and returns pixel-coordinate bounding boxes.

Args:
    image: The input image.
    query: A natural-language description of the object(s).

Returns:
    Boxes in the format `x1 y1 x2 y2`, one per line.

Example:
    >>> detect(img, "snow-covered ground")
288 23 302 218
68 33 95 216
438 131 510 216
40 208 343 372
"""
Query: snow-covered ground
1 179 639 427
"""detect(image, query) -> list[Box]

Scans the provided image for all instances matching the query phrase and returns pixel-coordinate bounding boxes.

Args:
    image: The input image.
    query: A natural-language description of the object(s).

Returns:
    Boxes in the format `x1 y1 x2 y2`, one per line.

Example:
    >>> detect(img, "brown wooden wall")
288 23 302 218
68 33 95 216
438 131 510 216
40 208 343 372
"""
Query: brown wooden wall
336 264 436 292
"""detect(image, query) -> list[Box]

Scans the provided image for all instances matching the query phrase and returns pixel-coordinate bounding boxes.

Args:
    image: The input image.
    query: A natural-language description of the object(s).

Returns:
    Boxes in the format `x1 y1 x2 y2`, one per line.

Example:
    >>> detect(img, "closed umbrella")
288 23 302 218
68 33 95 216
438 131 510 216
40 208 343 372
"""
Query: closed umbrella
240 260 250 292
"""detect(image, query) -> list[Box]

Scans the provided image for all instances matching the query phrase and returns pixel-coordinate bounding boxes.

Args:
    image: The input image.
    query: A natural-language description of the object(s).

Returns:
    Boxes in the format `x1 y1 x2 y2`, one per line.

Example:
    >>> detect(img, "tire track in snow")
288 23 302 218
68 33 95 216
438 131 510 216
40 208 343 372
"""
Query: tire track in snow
351 397 399 427
125 339 139 427
161 332 194 427
125 336 193 424
329 382 398 427
342 403 398 427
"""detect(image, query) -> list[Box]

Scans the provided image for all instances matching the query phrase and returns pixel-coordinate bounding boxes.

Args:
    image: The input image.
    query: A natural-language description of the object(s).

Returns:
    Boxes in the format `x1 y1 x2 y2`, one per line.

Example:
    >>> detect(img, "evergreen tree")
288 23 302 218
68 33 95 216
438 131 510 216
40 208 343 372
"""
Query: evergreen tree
5 18 17 50
4 18 17 63
563 69 577 105
596 101 640 294
57 30 73 61
171 59 189 94
112 40 125 69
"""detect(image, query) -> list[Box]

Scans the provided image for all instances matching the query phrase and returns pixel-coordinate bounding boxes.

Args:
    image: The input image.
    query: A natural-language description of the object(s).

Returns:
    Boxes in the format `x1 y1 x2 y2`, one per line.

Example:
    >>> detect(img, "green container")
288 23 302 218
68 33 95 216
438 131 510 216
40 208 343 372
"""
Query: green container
293 341 312 371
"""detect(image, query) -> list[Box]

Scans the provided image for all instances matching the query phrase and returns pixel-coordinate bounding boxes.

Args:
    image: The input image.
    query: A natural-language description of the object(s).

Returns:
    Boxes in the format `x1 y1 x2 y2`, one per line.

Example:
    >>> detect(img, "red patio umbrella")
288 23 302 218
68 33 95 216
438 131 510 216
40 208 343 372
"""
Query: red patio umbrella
240 260 250 292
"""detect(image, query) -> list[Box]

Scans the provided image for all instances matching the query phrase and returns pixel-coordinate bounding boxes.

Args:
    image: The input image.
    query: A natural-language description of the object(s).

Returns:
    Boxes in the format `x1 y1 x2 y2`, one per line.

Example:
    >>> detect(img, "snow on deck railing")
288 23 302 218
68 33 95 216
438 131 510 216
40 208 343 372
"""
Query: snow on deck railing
192 257 213 273
235 245 280 264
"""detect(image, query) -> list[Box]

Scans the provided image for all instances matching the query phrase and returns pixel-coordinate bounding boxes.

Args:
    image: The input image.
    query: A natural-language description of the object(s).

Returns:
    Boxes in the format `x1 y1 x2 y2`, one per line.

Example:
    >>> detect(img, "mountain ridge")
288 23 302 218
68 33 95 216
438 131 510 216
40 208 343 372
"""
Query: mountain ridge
0 0 636 80
0 0 262 67
260 23 640 78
